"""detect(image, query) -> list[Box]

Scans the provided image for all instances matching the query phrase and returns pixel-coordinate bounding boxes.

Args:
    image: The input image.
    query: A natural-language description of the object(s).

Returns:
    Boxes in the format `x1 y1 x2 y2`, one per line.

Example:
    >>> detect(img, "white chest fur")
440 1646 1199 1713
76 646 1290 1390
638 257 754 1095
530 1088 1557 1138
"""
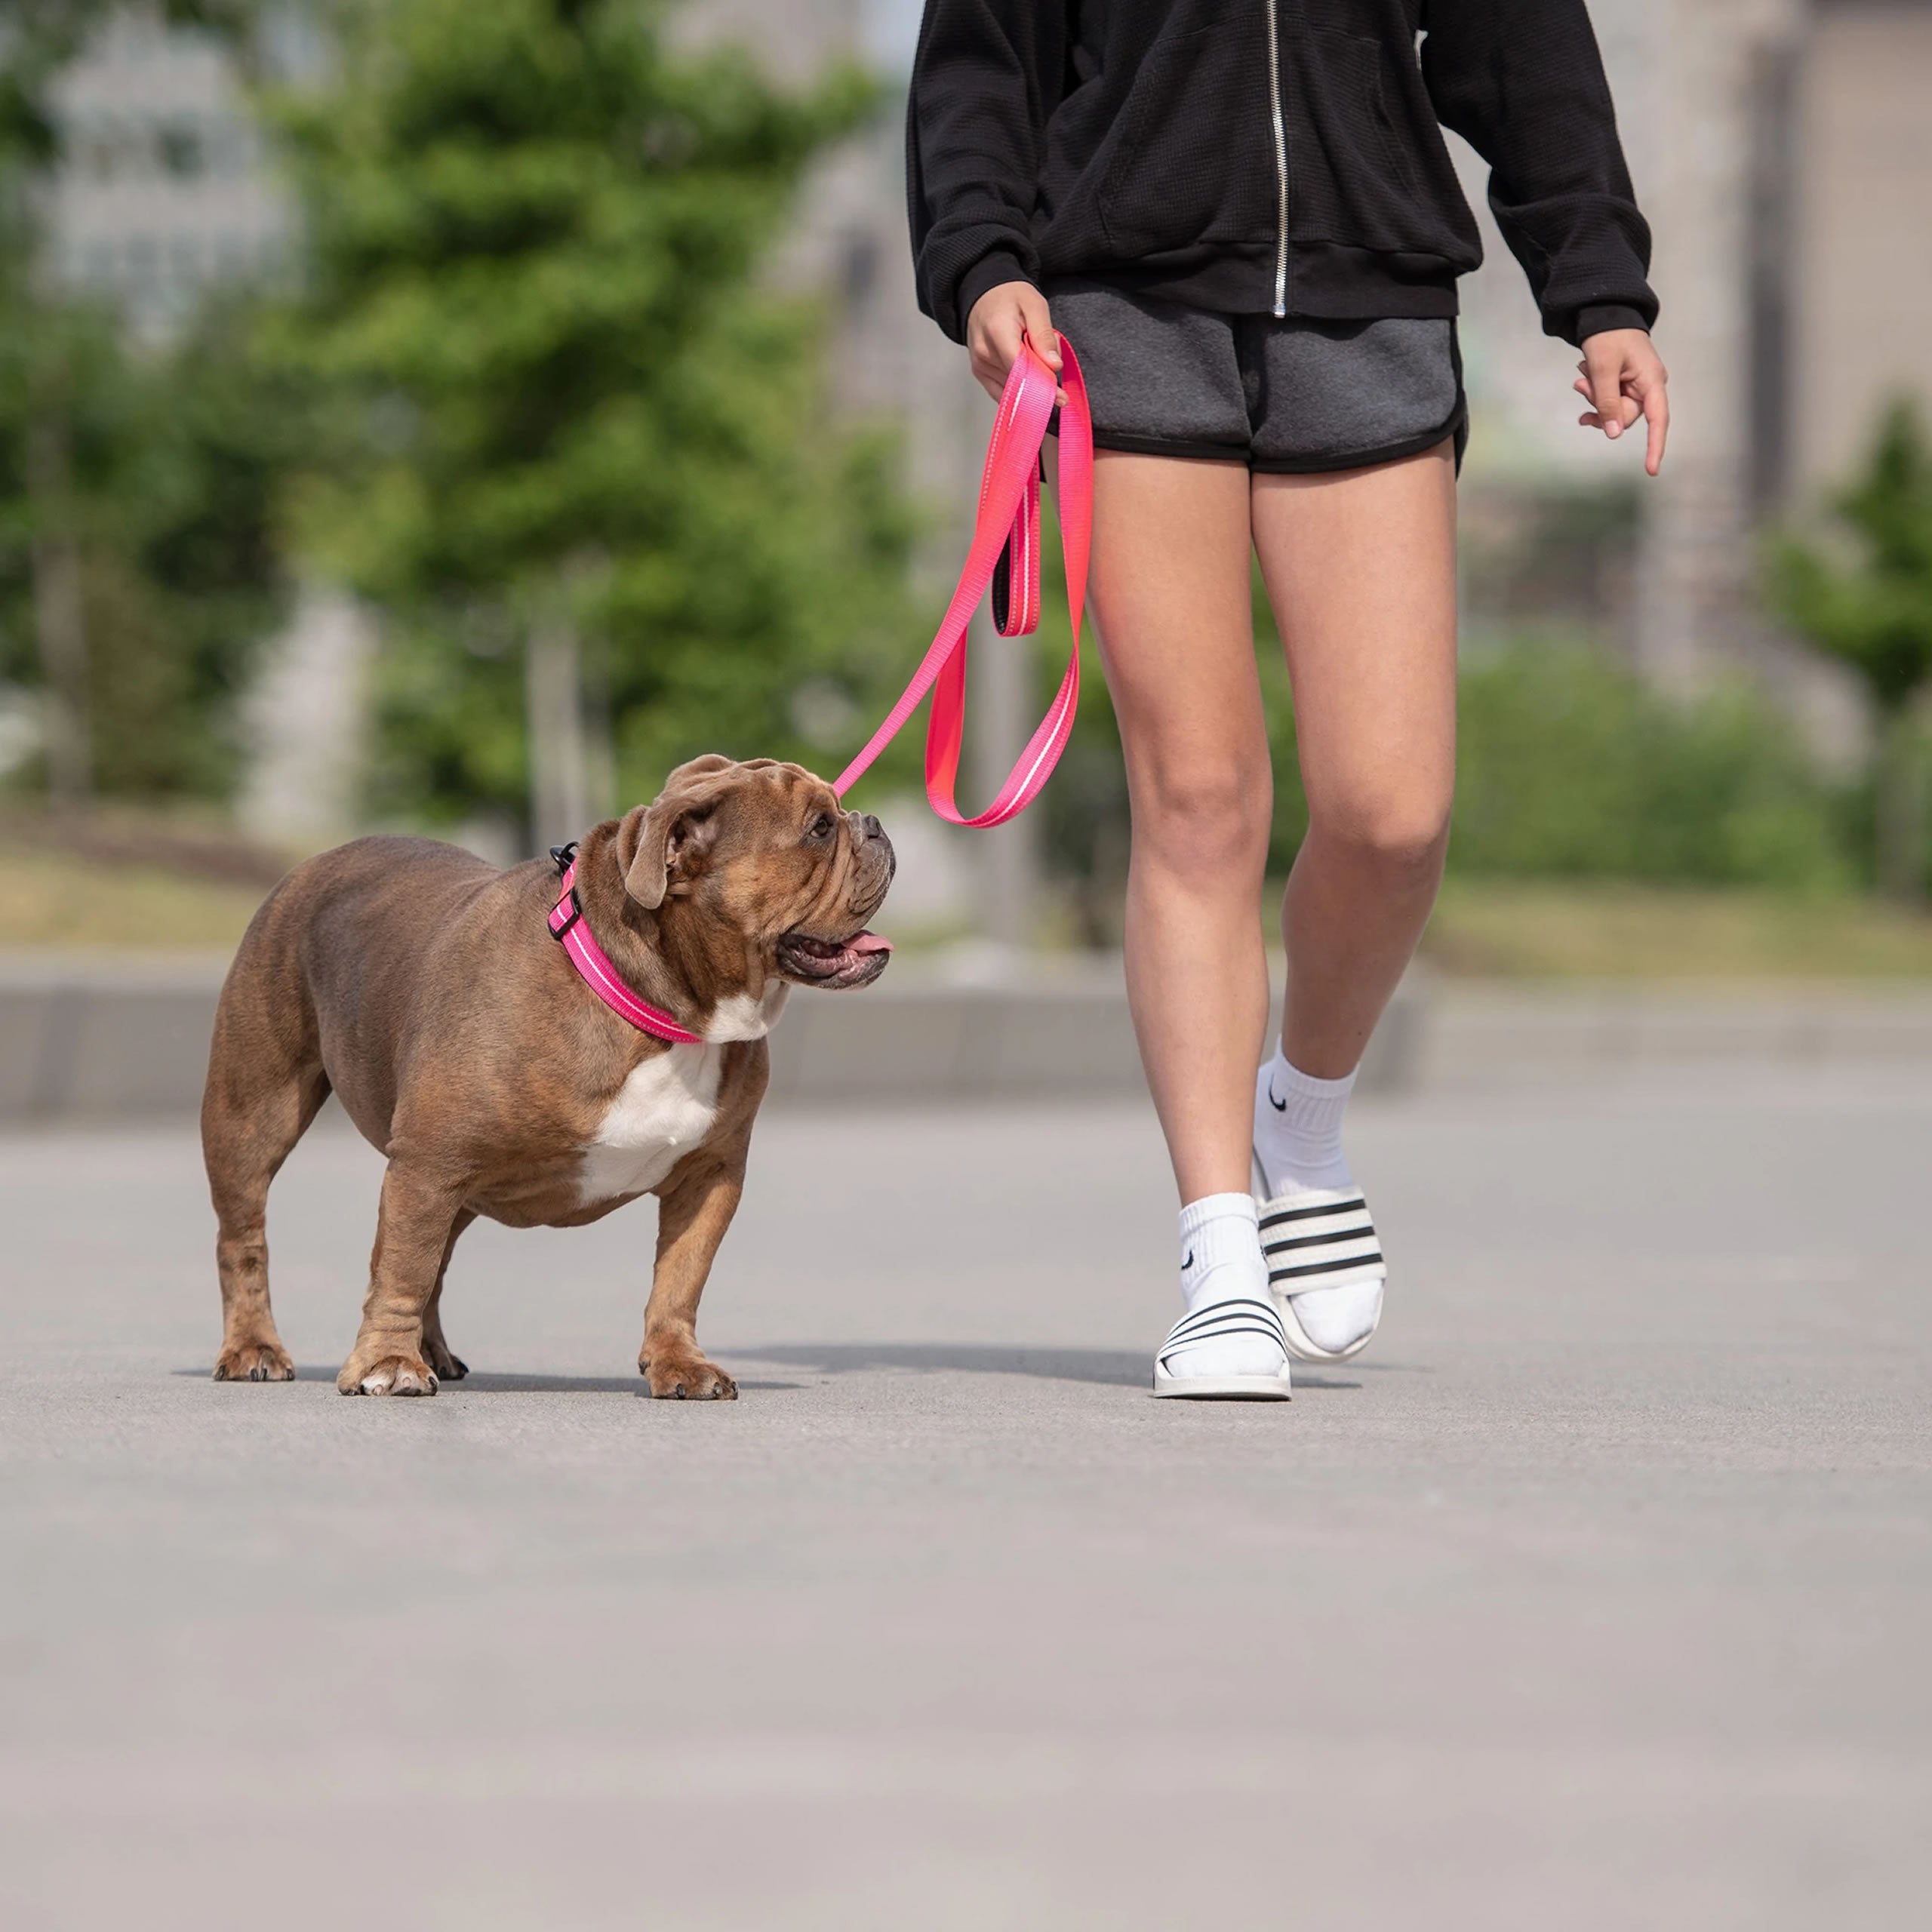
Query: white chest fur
574 984 787 1207
577 1044 724 1206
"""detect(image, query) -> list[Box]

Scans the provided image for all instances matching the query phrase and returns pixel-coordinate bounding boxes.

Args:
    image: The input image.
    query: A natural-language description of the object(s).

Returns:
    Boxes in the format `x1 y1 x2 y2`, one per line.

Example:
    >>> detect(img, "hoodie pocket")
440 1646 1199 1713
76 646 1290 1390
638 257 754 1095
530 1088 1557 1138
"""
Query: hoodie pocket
1288 29 1441 253
1097 26 1276 258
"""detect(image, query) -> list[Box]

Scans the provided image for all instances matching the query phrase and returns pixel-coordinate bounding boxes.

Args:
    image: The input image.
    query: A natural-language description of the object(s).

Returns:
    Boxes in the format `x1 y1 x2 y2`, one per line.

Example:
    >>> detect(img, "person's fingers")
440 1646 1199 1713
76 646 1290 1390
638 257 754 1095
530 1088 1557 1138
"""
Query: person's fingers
1583 343 1624 440
1017 285 1060 368
1641 377 1670 475
1014 285 1069 405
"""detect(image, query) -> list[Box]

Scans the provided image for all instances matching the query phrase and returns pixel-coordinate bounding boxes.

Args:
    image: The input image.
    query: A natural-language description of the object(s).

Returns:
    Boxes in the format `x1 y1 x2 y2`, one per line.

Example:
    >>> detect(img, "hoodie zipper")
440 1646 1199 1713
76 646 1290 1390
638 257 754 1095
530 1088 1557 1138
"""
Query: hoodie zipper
1264 1 1289 316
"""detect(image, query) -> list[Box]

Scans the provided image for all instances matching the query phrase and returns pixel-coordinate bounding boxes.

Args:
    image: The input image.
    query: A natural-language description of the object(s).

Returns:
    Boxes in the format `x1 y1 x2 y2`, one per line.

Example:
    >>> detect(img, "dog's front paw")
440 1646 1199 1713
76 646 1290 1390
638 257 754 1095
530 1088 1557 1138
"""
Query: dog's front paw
338 1355 438 1397
420 1335 469 1382
214 1340 295 1383
640 1352 737 1401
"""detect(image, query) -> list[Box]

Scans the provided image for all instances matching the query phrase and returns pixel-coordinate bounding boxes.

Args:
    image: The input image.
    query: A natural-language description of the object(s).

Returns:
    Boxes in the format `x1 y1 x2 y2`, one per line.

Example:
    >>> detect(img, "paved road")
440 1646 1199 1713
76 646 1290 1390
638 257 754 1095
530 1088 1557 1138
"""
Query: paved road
2 1073 1927 1930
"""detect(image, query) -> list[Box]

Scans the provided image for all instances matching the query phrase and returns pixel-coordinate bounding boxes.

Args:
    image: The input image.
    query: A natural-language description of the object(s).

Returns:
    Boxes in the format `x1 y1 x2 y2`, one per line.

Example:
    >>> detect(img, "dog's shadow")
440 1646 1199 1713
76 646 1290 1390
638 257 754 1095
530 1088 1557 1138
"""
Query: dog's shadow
171 1366 802 1395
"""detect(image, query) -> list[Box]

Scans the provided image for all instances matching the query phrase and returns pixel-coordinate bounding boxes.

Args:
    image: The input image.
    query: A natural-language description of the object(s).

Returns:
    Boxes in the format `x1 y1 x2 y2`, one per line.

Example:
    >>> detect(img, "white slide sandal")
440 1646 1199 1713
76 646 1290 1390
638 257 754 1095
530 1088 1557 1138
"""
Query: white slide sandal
1255 1185 1386 1364
1152 1296 1294 1400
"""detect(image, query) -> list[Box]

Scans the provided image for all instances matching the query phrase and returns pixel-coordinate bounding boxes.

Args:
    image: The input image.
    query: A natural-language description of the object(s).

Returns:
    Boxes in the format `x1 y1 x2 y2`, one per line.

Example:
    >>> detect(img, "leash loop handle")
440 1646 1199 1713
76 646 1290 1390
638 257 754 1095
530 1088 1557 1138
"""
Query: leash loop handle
832 332 1091 829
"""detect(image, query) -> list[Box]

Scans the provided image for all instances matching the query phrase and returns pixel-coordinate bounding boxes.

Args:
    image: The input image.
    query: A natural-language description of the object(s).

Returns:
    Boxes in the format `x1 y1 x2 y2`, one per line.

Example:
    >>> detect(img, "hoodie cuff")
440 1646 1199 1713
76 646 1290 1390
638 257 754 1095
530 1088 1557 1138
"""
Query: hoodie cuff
955 251 1037 340
1572 303 1654 346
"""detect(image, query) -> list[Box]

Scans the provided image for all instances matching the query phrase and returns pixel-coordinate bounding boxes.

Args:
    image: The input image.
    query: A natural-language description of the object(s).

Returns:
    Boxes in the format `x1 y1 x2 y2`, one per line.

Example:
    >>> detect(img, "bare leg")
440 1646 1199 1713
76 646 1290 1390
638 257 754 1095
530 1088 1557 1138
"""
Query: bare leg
1252 444 1458 1077
1085 451 1272 1203
338 1161 467 1395
640 1128 753 1401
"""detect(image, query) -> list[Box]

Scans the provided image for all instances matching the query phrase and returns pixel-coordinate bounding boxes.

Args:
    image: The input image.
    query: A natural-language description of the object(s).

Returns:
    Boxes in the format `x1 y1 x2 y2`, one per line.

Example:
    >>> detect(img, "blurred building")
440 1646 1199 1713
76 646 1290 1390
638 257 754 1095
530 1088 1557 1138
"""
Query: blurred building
1458 0 1932 737
40 5 299 340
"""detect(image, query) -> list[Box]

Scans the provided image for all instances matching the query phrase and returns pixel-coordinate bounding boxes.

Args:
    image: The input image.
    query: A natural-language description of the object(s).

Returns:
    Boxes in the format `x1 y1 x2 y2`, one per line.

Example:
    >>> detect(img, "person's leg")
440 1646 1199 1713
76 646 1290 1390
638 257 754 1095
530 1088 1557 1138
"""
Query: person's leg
1246 441 1457 1356
1254 441 1458 1079
1087 448 1273 1204
1086 447 1291 1398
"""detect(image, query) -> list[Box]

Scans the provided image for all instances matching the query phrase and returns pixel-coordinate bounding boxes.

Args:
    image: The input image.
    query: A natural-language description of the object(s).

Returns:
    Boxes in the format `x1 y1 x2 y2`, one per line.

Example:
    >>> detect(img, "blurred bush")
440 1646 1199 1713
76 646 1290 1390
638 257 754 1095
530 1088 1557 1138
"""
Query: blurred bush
1447 639 1852 889
1035 566 1862 945
1772 400 1932 902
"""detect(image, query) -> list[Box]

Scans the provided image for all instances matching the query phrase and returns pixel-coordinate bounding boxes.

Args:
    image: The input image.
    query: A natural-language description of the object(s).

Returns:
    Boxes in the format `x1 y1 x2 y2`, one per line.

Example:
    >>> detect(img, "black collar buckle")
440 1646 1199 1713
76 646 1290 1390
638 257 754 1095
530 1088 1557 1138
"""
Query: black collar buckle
550 884 584 941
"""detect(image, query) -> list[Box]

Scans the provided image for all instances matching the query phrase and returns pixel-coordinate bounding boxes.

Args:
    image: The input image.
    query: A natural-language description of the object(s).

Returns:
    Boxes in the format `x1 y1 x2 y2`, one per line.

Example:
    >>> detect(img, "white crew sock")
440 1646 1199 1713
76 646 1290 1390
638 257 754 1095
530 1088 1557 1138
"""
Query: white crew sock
1179 1192 1269 1311
1252 1047 1381 1355
1165 1194 1284 1380
1252 1045 1356 1196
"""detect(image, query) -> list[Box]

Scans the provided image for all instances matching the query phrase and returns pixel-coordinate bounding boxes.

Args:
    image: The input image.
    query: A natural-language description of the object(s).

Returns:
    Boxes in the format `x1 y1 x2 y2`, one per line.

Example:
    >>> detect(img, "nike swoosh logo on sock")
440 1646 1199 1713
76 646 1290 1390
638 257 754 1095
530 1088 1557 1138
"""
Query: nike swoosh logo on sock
1267 1080 1287 1112
1183 1250 1194 1270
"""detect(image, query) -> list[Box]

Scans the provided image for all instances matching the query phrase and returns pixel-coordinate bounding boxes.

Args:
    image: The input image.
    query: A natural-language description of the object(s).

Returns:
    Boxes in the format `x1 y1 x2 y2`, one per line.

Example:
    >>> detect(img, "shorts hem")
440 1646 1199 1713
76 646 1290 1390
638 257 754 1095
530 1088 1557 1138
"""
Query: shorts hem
1248 401 1468 475
1088 429 1253 463
1089 401 1468 476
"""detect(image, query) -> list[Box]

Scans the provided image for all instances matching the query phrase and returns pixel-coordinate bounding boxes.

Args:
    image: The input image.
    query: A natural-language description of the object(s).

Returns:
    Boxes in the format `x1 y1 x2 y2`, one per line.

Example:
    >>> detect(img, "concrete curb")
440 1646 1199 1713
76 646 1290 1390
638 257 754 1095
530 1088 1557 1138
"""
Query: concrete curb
0 951 1420 1122
4 952 1930 1121
1417 980 1932 1088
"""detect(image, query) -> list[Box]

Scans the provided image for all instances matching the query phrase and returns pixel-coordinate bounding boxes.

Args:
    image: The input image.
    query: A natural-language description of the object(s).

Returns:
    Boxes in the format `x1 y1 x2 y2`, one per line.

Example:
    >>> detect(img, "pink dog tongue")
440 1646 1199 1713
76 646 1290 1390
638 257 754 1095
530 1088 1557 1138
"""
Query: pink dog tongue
848 931 893 955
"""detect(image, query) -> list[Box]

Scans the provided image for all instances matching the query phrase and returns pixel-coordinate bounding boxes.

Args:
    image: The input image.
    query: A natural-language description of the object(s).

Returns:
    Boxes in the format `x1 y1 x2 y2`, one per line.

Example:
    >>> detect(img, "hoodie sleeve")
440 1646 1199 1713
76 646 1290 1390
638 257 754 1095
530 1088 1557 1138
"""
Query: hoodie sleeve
906 2 1066 342
1421 0 1658 344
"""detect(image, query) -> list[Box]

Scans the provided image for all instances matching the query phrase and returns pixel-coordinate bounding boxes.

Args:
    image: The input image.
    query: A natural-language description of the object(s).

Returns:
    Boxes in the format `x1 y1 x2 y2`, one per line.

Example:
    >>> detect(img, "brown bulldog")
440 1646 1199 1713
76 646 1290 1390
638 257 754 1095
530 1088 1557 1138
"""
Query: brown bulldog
201 754 893 1400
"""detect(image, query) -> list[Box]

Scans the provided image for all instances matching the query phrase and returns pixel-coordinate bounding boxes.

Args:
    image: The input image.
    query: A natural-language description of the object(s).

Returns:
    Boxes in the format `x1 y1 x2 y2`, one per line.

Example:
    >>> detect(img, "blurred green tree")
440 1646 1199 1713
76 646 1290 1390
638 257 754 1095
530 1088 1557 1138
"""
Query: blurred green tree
1774 401 1932 901
269 0 918 838
0 2 294 807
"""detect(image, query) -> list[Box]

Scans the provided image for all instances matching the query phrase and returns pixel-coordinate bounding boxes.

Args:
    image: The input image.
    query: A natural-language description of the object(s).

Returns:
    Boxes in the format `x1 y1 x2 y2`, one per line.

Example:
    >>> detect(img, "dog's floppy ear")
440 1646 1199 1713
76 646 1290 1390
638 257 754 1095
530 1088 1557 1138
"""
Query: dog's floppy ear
620 761 735 909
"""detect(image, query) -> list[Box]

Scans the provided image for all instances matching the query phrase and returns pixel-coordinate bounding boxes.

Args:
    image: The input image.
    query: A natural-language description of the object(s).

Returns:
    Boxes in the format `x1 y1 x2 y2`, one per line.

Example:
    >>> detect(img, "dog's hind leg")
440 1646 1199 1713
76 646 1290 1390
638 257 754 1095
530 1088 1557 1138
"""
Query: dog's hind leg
338 1161 467 1396
418 1209 475 1383
202 949 331 1384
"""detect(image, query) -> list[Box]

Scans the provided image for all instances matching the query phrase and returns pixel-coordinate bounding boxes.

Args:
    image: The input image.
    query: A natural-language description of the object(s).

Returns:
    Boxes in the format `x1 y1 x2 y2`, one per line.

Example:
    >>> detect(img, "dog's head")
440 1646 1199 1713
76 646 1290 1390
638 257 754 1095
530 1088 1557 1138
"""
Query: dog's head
615 754 894 990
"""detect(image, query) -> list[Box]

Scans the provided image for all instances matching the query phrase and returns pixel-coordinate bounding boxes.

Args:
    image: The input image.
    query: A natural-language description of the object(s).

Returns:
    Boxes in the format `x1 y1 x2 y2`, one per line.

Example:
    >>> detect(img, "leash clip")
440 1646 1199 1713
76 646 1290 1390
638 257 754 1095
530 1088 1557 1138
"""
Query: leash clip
549 841 578 875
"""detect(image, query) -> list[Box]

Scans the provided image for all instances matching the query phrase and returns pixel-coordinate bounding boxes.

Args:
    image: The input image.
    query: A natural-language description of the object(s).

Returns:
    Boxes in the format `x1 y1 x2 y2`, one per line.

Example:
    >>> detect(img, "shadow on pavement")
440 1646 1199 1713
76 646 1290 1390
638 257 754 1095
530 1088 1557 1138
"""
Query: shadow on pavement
732 1340 1371 1392
172 1366 802 1394
173 1349 1413 1393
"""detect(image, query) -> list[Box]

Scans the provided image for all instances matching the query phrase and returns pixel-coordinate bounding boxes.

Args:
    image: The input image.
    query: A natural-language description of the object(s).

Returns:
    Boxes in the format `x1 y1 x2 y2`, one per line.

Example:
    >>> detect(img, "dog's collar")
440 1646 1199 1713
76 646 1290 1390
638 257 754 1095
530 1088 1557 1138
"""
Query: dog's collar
546 851 704 1045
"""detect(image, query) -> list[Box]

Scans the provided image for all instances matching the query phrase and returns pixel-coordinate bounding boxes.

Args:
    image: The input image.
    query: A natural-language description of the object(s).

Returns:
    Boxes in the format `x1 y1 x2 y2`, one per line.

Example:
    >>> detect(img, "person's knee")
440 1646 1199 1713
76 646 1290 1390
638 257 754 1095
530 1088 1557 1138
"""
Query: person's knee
1135 760 1272 874
1313 792 1452 885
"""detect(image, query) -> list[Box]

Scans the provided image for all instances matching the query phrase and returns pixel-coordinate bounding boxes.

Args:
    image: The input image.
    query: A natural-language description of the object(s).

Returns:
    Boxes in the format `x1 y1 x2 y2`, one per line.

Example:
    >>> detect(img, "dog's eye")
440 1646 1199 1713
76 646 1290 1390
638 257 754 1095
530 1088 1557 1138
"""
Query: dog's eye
805 813 836 841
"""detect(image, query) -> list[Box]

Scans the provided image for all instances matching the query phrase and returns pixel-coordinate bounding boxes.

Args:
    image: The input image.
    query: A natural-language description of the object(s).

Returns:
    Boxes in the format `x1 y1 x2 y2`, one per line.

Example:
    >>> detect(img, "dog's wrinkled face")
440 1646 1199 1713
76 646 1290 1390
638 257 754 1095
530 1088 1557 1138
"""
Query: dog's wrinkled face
619 755 895 990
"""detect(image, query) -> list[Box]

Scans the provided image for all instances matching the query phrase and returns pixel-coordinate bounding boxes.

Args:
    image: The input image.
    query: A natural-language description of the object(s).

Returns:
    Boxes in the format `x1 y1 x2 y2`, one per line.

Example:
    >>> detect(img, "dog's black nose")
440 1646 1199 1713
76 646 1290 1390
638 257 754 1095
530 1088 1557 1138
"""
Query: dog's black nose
858 813 883 841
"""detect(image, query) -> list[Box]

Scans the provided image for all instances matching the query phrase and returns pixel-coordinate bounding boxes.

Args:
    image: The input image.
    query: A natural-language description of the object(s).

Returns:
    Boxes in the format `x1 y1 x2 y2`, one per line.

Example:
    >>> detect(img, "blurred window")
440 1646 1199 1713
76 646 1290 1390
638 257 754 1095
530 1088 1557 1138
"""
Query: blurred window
158 122 205 179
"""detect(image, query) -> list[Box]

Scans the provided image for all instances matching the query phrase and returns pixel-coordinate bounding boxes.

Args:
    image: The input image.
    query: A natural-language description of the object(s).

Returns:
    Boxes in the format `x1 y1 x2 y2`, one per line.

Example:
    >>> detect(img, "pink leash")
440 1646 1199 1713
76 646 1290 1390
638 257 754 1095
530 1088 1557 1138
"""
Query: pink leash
548 340 1089 1038
832 332 1091 827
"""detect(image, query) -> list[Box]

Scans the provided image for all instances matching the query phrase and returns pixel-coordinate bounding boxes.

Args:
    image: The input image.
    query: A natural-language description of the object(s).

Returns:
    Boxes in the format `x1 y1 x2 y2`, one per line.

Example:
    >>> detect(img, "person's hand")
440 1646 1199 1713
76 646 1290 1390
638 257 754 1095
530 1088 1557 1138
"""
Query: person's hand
1574 328 1670 475
966 280 1063 405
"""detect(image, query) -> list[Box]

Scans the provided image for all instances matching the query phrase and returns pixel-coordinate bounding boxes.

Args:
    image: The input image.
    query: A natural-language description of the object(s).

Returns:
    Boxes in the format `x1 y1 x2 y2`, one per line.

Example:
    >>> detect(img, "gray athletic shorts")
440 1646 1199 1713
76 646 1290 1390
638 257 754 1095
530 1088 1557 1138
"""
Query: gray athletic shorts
1046 278 1466 473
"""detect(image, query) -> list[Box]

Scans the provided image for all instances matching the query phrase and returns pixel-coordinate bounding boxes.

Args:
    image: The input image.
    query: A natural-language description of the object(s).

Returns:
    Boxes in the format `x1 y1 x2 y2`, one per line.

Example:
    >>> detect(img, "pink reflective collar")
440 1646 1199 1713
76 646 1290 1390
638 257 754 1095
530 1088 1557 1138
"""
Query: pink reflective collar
547 859 704 1044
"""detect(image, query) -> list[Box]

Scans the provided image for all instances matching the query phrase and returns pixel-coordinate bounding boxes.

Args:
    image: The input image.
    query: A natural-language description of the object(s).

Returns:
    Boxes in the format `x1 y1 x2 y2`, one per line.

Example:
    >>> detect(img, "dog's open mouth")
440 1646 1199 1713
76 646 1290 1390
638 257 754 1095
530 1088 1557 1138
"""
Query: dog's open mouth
775 928 893 989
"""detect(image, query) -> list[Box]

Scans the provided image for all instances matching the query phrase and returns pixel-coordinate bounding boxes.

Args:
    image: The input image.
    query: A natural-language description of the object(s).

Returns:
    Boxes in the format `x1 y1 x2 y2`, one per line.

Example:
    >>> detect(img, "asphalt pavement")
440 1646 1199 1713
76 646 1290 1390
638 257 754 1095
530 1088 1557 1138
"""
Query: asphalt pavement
2 1070 1927 1929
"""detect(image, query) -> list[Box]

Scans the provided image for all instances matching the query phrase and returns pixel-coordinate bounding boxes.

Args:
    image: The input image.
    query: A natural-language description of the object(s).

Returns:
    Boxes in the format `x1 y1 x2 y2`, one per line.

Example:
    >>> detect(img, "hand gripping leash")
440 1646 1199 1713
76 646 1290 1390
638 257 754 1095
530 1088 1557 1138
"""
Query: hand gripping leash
832 332 1092 828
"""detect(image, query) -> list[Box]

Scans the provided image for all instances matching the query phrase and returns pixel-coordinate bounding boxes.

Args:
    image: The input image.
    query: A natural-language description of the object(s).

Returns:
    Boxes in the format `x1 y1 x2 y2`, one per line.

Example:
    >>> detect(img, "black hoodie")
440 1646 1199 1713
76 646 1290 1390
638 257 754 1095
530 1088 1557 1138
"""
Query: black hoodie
906 1 1657 348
